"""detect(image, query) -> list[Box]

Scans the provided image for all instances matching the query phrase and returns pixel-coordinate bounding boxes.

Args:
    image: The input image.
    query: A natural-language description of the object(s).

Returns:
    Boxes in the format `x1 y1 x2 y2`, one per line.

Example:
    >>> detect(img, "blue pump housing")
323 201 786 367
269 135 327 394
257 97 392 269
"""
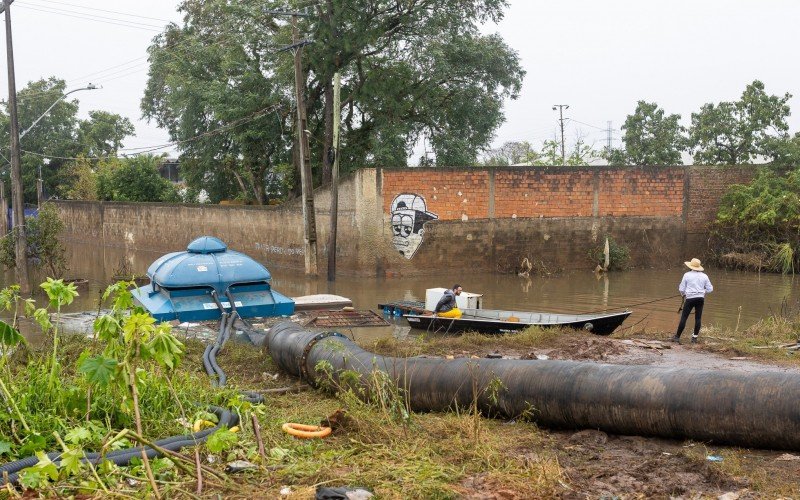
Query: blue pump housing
133 236 295 322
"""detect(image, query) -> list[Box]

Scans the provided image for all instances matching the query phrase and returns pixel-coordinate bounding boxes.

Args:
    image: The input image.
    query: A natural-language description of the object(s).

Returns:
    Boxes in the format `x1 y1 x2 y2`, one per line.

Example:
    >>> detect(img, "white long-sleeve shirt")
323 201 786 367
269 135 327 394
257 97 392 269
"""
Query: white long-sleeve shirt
679 271 713 299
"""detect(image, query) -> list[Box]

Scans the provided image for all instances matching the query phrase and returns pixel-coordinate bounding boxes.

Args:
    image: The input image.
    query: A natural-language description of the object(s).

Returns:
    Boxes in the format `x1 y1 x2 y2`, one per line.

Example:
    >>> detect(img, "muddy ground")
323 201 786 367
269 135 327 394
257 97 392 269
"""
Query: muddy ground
438 332 800 499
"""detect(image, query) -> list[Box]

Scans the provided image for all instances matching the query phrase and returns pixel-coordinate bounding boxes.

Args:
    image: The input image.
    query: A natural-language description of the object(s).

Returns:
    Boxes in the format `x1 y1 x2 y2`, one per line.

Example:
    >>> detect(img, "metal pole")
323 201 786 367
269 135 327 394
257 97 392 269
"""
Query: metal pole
552 104 569 166
327 72 340 281
4 0 29 293
292 15 317 276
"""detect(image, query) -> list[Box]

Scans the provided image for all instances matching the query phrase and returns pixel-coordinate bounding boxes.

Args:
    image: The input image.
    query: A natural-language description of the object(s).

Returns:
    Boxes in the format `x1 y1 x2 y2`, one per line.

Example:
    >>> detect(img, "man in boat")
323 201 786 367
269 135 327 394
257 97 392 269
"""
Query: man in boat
434 284 463 319
671 258 713 344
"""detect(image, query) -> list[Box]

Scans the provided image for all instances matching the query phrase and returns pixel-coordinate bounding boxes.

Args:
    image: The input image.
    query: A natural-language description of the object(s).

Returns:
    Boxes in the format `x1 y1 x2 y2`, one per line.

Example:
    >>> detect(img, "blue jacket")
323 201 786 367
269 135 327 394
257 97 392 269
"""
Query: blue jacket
434 290 457 313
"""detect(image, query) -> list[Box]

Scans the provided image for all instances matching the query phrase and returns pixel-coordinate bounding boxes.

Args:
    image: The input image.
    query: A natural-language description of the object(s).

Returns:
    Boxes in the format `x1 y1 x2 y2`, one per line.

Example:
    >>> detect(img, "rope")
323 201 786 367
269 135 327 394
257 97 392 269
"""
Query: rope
573 294 683 316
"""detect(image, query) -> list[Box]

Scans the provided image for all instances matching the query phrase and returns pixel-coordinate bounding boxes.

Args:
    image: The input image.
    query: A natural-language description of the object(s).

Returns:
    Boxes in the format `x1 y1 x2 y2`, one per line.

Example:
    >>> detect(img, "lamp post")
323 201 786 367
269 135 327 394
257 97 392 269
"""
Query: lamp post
20 83 98 139
20 84 99 207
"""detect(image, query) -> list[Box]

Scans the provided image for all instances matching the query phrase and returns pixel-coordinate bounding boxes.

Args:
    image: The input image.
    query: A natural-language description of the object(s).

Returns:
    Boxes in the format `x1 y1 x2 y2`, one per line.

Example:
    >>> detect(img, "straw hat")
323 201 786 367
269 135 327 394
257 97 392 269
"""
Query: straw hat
684 258 704 271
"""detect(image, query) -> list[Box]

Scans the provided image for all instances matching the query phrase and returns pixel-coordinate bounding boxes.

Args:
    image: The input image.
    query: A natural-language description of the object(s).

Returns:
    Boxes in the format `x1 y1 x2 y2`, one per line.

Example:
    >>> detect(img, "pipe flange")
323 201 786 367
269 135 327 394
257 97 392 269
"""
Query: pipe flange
299 331 347 385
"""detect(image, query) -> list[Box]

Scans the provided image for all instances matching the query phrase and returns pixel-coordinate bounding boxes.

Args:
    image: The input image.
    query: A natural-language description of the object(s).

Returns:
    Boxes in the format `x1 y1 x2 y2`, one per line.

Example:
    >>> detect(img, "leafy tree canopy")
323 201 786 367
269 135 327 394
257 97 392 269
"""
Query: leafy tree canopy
0 77 136 203
142 0 524 202
689 80 792 165
96 155 178 203
606 101 685 166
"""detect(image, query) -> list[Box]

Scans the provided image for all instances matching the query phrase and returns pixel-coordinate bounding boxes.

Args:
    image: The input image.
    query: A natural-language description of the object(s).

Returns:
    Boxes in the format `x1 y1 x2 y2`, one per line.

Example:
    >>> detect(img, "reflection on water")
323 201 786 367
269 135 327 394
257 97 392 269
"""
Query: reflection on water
1 242 797 335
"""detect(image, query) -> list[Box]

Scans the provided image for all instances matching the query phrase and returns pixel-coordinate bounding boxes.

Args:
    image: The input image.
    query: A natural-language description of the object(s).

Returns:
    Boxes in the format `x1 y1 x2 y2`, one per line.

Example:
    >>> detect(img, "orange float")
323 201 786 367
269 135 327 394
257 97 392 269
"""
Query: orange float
281 422 332 439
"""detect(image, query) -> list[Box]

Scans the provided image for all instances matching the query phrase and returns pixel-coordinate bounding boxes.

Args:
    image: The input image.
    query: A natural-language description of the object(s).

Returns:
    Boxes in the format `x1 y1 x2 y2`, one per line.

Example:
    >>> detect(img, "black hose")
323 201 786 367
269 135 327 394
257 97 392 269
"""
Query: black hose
267 321 800 451
0 405 239 486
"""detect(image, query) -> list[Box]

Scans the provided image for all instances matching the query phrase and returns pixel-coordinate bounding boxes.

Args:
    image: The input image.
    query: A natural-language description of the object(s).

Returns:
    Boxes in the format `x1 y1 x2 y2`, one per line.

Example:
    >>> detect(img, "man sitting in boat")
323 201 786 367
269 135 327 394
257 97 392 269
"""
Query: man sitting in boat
434 285 463 318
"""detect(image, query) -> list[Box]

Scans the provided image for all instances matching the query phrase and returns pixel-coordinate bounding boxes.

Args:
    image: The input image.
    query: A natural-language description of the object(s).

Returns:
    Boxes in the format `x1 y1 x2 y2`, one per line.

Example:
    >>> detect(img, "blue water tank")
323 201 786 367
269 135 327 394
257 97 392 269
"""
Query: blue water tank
133 237 295 322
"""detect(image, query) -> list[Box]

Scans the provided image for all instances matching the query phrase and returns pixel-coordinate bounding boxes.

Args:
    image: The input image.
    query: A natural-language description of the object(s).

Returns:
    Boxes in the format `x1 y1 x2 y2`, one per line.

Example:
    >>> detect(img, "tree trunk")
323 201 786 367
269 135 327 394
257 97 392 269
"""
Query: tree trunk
322 78 334 184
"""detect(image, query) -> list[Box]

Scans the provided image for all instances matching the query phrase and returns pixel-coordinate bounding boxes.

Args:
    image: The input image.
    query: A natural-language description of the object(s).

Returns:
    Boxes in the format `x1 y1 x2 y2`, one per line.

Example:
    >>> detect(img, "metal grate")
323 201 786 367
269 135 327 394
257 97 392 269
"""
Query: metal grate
302 309 389 328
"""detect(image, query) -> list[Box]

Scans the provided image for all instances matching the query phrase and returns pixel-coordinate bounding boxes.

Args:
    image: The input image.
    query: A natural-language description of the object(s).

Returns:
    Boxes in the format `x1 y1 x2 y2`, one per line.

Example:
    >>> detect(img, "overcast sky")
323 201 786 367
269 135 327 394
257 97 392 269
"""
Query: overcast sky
1 0 799 160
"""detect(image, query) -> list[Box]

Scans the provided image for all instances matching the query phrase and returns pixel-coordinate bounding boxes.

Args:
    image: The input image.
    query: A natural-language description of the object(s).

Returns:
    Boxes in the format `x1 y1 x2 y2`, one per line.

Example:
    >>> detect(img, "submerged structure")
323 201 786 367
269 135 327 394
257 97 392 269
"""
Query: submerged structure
133 236 294 322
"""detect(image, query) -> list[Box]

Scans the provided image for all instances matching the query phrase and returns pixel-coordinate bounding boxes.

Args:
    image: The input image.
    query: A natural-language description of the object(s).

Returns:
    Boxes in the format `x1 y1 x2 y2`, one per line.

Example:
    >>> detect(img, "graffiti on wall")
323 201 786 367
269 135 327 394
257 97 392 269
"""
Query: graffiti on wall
390 193 438 259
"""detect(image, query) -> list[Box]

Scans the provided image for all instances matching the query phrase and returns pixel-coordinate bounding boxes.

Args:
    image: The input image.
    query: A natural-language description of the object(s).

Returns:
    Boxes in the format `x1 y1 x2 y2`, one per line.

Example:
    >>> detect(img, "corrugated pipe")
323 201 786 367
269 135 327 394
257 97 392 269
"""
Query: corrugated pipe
268 321 800 451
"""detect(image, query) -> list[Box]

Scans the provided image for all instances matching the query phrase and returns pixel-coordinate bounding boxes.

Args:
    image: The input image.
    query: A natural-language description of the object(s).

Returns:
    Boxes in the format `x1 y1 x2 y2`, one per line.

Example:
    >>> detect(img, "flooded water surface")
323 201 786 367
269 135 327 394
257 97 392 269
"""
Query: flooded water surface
3 242 797 336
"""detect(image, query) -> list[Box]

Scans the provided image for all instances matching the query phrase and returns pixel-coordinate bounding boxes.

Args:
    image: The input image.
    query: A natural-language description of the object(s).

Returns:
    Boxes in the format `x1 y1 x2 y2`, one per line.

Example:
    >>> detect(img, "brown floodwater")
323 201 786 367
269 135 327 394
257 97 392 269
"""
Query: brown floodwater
1 242 796 337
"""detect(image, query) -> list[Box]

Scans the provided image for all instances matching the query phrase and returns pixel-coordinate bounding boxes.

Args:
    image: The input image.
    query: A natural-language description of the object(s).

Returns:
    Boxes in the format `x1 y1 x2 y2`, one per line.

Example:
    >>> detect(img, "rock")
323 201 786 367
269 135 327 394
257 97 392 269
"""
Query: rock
316 486 374 500
776 453 800 461
718 491 745 500
568 429 608 446
225 460 257 473
486 352 502 359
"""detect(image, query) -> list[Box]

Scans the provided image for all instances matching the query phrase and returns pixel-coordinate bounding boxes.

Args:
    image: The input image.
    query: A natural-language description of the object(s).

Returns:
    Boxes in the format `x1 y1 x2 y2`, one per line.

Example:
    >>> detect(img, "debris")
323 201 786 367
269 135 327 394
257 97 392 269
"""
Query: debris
486 352 502 359
718 491 747 500
706 455 724 462
280 486 292 496
225 460 257 473
776 453 800 461
536 354 549 360
316 486 374 500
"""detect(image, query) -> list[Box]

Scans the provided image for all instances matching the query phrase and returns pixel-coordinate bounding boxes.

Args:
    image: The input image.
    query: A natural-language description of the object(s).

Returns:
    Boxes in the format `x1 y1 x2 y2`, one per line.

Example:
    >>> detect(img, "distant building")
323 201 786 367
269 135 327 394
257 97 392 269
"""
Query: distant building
158 158 182 183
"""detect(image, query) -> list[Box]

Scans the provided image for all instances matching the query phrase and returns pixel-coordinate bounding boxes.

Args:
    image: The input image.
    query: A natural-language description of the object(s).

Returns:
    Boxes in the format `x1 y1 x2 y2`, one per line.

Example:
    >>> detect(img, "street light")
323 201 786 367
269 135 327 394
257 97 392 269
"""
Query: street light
20 83 99 139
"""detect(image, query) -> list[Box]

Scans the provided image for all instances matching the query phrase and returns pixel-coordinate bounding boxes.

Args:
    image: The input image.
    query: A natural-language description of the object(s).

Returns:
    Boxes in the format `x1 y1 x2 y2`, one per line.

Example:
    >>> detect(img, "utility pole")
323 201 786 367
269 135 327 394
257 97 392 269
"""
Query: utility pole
291 15 317 276
273 8 318 276
606 121 613 152
2 0 30 293
326 72 340 281
552 104 569 165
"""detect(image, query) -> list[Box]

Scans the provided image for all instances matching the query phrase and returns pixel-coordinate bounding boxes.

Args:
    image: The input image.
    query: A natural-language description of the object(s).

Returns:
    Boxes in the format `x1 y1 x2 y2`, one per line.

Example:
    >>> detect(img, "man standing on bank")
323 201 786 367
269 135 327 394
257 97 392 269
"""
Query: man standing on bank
434 284 463 319
672 258 713 344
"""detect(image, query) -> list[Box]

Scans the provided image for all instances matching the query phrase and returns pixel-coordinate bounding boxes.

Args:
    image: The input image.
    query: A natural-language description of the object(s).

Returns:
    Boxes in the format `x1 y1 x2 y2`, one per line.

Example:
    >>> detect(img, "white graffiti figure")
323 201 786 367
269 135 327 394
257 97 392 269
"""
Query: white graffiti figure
390 193 438 259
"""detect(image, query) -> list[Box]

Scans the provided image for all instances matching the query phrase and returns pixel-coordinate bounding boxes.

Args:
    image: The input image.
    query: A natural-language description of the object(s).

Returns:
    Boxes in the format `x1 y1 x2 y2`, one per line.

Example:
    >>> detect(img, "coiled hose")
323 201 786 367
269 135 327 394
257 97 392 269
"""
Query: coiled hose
0 405 239 486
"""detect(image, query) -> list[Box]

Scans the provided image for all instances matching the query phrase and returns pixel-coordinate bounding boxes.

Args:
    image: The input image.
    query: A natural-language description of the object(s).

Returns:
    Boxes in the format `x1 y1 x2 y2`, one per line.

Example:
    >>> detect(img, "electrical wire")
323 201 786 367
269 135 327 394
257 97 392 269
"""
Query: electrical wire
15 4 164 31
26 0 173 22
18 103 282 161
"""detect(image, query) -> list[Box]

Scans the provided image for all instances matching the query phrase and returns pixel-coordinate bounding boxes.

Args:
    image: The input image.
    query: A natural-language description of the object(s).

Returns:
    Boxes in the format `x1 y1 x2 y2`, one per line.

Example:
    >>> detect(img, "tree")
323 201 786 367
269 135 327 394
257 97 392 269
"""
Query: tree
689 80 792 165
142 0 525 201
606 101 685 165
77 111 135 158
96 156 178 202
0 78 136 203
765 133 800 168
483 141 539 166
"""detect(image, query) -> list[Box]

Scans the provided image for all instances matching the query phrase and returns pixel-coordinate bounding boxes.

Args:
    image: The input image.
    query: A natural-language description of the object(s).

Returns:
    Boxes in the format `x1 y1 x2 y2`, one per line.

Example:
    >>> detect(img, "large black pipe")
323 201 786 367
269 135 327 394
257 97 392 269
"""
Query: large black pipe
268 321 800 450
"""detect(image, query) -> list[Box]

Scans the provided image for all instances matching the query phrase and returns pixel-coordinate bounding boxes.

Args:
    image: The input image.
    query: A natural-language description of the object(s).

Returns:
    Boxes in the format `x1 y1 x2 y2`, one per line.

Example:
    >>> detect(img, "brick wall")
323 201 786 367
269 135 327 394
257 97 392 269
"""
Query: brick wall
381 166 686 220
685 166 756 233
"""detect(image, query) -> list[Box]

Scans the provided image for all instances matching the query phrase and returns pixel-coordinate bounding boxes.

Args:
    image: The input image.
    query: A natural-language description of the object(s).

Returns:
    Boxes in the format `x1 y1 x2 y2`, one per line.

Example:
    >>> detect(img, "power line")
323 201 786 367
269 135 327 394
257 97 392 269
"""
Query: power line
26 0 173 22
18 104 283 161
15 4 163 31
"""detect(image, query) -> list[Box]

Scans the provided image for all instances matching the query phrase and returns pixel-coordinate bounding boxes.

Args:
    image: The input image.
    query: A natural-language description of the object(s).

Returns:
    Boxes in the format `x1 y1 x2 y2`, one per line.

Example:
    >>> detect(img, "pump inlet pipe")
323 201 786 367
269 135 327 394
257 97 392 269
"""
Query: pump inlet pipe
267 321 800 451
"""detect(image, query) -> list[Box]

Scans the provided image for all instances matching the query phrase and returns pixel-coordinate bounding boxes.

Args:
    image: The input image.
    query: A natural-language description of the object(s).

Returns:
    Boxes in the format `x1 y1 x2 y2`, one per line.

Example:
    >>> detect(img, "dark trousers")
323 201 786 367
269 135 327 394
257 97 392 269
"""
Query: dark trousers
676 297 705 337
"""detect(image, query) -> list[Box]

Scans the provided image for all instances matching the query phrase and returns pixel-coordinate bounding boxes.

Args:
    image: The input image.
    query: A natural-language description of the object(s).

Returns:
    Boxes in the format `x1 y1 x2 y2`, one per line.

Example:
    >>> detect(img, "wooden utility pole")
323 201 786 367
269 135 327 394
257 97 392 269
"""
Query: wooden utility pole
0 180 7 236
2 0 30 293
291 15 318 276
326 72 340 281
552 104 569 166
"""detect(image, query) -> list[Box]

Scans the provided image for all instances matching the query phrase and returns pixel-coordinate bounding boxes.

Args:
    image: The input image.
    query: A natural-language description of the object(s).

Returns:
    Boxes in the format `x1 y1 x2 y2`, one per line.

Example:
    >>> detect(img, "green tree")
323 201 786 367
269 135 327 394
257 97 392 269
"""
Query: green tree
0 78 136 203
607 101 685 165
77 111 136 158
765 133 800 168
142 0 524 201
482 141 539 166
689 80 792 165
97 156 178 202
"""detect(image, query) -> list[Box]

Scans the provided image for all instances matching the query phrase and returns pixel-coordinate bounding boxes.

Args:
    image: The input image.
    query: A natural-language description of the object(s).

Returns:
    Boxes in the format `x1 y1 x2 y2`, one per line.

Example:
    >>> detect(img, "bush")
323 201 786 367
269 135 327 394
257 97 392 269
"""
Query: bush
713 167 800 273
588 236 630 271
97 155 178 202
0 203 67 277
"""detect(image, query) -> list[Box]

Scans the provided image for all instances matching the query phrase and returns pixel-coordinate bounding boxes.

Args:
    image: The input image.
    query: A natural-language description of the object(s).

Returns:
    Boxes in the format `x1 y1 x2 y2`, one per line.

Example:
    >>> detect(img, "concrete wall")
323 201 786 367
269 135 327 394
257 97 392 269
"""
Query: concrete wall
53 165 756 277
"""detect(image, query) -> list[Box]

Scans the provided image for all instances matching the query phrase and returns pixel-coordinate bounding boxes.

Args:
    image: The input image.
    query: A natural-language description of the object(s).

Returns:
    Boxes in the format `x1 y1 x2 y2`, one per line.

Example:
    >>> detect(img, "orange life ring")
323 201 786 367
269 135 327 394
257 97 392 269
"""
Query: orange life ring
282 422 332 439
